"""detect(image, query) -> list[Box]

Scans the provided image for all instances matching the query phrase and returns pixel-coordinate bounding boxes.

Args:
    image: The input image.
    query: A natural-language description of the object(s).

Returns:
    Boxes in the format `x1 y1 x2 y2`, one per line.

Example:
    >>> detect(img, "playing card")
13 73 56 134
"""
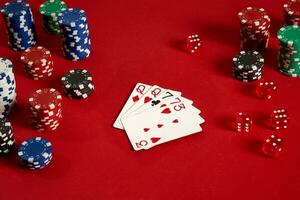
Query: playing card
122 96 204 150
120 85 165 120
124 89 182 118
113 83 151 129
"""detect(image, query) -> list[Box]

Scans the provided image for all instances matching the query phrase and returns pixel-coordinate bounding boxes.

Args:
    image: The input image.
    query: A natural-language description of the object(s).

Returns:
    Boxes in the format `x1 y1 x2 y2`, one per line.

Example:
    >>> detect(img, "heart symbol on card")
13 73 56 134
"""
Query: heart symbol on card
143 128 150 132
160 104 167 108
172 119 179 123
157 124 163 128
161 108 171 114
132 95 139 102
151 137 161 143
144 96 152 103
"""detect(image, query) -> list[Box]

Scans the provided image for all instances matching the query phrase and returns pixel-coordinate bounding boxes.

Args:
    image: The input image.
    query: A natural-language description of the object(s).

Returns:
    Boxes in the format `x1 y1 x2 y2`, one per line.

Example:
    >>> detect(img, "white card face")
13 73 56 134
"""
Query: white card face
122 96 204 151
113 83 151 129
125 89 182 118
120 85 165 120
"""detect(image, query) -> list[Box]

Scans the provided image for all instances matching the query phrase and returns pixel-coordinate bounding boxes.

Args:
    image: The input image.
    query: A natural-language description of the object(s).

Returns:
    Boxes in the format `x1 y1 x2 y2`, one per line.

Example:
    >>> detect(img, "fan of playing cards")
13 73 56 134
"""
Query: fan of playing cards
113 83 205 151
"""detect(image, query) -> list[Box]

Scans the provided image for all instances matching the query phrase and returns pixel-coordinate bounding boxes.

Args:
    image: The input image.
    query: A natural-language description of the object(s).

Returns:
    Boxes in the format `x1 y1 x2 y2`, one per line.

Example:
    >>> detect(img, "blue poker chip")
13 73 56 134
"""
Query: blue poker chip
58 8 87 26
1 2 37 51
18 137 52 164
1 1 29 17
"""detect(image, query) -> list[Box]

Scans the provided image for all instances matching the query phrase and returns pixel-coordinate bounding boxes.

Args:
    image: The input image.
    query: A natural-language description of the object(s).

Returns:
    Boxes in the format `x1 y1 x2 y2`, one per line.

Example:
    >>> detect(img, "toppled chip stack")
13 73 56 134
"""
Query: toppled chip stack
18 137 52 170
0 115 15 155
1 1 37 51
39 0 68 34
277 25 300 77
29 88 62 132
283 0 300 25
0 58 17 115
232 51 264 82
58 8 91 60
61 69 94 99
20 46 54 80
238 7 270 53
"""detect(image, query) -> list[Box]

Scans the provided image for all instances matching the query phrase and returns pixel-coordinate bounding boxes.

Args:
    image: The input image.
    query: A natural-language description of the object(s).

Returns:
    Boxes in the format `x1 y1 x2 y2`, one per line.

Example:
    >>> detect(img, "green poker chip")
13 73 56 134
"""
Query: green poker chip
278 25 300 45
277 25 300 77
39 0 67 17
39 0 67 34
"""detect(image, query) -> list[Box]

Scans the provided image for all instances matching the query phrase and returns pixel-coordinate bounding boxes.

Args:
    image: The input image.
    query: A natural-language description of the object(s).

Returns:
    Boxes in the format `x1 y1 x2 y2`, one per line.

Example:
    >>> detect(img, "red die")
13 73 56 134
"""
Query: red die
270 109 289 130
262 135 284 158
256 80 277 99
233 112 252 132
186 34 201 53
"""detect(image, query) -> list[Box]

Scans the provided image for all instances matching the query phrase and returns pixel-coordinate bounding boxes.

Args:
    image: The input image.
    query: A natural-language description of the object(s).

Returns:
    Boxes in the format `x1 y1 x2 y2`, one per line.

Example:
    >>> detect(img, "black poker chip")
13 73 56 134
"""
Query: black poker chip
61 69 94 99
0 115 14 155
232 51 264 82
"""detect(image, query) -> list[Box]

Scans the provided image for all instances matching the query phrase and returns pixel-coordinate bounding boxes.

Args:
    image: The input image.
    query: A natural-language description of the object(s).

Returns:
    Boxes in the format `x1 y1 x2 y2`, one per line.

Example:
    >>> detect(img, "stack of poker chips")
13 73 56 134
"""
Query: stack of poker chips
20 46 54 80
61 69 94 99
39 0 68 35
232 51 264 82
0 115 15 155
0 58 17 115
58 8 91 61
283 0 300 25
277 25 300 77
238 7 271 53
1 1 37 51
18 137 52 170
29 88 62 132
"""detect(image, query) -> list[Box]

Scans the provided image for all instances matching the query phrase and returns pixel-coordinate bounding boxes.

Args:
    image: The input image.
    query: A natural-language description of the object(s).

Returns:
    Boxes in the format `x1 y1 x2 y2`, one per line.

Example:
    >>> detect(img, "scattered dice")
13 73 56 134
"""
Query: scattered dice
234 112 252 132
262 135 284 158
186 34 201 53
270 109 289 130
256 80 277 99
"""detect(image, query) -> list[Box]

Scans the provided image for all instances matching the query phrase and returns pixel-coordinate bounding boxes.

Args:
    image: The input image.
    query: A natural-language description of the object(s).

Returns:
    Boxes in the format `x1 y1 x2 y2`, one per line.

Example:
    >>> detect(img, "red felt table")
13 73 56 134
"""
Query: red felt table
0 0 299 199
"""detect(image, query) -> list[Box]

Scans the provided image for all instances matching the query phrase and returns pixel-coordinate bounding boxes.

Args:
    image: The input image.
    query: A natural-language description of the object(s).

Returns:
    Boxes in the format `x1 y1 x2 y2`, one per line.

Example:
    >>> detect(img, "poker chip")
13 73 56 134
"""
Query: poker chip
61 69 94 99
20 46 54 80
232 51 264 82
58 8 91 60
39 0 68 34
0 58 17 115
238 7 271 53
277 25 300 77
284 0 300 25
0 115 15 155
18 137 52 170
1 1 37 51
29 88 62 131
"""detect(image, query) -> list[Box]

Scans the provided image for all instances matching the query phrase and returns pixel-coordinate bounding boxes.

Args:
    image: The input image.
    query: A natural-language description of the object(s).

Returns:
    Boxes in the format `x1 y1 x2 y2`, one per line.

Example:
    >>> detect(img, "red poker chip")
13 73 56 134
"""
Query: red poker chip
284 0 300 17
20 46 52 65
25 68 54 76
29 88 62 110
25 61 53 70
30 113 62 121
238 7 270 26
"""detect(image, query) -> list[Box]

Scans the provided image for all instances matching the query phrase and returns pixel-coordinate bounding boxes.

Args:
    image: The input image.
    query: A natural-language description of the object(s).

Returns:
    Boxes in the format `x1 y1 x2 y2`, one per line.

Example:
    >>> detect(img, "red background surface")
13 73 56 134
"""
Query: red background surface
0 0 299 199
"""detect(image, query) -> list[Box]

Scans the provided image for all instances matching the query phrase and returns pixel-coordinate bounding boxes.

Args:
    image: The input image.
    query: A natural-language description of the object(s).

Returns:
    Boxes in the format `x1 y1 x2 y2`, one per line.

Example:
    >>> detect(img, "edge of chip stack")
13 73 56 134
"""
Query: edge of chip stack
29 88 62 132
277 25 300 77
20 46 54 80
232 51 264 82
238 7 271 53
0 58 17 115
0 115 15 155
61 69 94 99
39 0 68 35
283 0 300 26
1 1 37 51
58 8 91 61
18 137 52 170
